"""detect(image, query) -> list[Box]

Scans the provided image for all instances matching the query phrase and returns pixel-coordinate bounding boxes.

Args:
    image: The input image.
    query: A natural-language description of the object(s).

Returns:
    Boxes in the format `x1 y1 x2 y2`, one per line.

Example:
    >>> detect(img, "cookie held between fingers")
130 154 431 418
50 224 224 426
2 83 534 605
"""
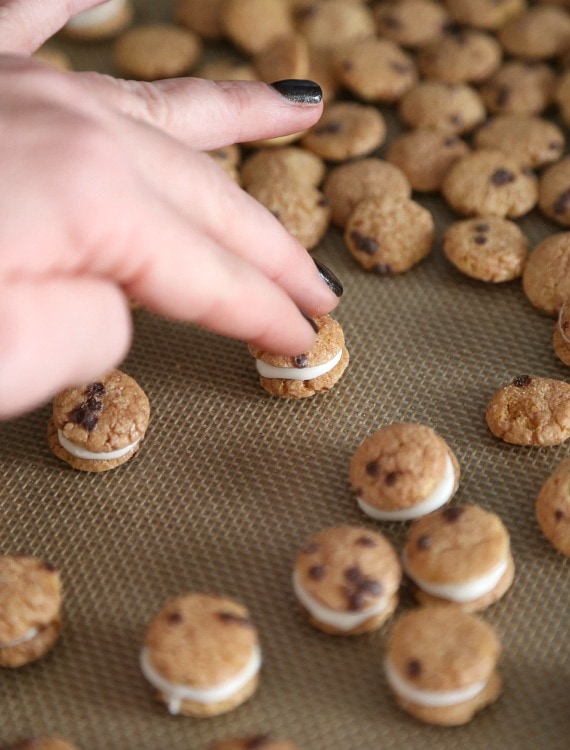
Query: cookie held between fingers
536 458 570 557
63 0 133 40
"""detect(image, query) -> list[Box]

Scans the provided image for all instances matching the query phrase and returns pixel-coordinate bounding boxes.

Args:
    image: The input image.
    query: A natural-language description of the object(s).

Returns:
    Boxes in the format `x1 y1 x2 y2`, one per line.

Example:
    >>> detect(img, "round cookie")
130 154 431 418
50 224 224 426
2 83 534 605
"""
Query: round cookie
4 741 80 750
441 149 538 219
386 128 470 193
374 0 450 48
498 5 570 59
301 101 386 161
140 593 261 717
208 144 242 185
344 196 434 275
445 0 526 30
474 115 564 169
253 31 309 83
553 299 570 365
480 61 556 116
385 607 502 726
0 555 62 668
323 158 411 228
486 374 570 446
294 0 375 51
240 147 325 190
207 739 298 750
442 217 530 282
538 157 570 228
248 314 349 398
63 0 133 40
174 0 226 40
221 0 293 56
113 23 202 80
536 458 570 556
398 81 486 134
522 233 570 315
48 369 150 472
349 423 460 521
293 526 402 635
403 505 515 612
417 29 502 85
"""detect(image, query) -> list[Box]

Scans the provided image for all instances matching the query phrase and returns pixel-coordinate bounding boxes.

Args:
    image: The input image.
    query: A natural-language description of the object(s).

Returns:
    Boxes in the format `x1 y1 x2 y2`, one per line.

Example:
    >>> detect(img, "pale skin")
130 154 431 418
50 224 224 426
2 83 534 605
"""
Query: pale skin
0 0 339 419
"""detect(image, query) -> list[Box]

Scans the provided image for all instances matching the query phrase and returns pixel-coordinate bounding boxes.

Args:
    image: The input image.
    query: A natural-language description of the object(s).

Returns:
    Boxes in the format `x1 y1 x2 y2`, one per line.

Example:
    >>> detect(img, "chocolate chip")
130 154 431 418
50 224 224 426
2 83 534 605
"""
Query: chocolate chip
356 536 376 547
474 223 490 232
318 195 330 208
347 591 365 611
385 472 398 486
553 188 570 215
407 659 423 678
341 60 353 72
294 354 309 368
381 14 401 29
443 136 459 147
512 374 532 388
474 235 488 245
301 542 319 554
555 509 565 521
417 534 431 550
491 168 516 186
350 230 378 255
345 566 362 582
166 611 183 625
449 113 464 127
82 412 99 431
366 460 380 477
85 382 106 398
391 61 412 74
308 564 326 580
315 121 342 135
245 736 271 750
442 506 464 523
495 86 510 108
217 611 252 627
70 405 88 425
42 561 57 573
86 397 103 412
373 263 393 275
360 579 383 595
549 142 563 151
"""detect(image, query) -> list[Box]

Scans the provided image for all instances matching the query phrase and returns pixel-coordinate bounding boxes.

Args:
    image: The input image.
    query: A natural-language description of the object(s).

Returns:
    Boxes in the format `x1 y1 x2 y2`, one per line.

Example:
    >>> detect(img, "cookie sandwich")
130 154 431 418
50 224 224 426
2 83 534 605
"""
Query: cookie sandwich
140 593 261 717
293 526 401 636
536 457 570 557
63 0 133 40
350 423 460 521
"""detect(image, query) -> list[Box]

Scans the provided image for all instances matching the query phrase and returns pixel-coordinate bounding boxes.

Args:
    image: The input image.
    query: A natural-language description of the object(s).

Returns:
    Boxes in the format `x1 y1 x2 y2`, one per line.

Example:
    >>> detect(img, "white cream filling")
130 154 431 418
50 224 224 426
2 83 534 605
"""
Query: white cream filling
292 570 386 631
558 310 570 345
256 349 342 381
384 658 487 708
0 628 39 649
357 454 455 522
403 552 509 603
66 0 127 29
58 429 139 461
140 645 262 715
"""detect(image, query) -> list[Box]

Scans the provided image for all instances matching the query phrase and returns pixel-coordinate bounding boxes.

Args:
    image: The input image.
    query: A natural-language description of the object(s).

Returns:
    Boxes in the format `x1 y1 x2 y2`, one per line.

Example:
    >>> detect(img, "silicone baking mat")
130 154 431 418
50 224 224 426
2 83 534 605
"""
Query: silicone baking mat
1 2 569 748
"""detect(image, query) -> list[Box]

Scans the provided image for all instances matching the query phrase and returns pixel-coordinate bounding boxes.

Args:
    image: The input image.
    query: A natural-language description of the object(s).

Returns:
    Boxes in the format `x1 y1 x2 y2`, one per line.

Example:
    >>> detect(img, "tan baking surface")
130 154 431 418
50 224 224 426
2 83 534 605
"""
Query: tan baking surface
2 1 570 748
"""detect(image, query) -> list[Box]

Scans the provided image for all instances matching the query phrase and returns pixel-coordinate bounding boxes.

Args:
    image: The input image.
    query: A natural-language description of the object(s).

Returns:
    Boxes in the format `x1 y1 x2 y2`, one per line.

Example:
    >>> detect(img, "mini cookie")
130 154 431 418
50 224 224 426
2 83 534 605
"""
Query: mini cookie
498 6 570 59
48 369 150 472
403 505 515 612
386 129 469 193
222 0 293 55
538 157 570 227
536 458 570 556
398 81 486 134
442 149 538 219
349 423 460 521
174 0 226 40
486 374 570 446
0 555 62 668
240 147 325 190
323 158 411 228
374 0 450 48
294 0 375 51
522 233 570 315
445 0 526 30
301 102 386 161
442 217 530 282
474 115 564 169
417 29 502 84
253 32 309 82
113 23 202 80
33 47 73 71
63 0 133 40
293 526 402 636
385 607 502 726
140 593 261 717
480 61 556 116
207 738 298 750
344 196 434 274
208 145 242 185
553 299 570 365
248 314 349 398
4 740 80 750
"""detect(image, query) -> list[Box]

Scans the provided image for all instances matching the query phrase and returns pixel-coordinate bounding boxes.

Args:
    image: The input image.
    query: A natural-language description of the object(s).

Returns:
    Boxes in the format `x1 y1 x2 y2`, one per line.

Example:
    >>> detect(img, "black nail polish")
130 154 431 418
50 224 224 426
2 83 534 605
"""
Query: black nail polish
314 259 343 297
270 79 322 104
298 309 319 333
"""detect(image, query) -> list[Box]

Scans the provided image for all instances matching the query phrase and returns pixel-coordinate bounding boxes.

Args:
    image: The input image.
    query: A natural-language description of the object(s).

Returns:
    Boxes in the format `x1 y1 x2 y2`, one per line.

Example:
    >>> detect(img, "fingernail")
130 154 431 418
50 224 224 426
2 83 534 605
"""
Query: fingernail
314 259 343 297
270 79 323 104
298 309 319 333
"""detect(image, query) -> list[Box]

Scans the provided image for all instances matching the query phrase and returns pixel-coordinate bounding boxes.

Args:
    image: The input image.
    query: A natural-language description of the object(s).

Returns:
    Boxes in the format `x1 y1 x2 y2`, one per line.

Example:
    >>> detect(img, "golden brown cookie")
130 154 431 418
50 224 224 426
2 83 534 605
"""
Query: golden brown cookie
385 607 502 726
486 375 570 446
4 740 80 750
222 0 293 55
538 157 570 227
301 101 386 161
536 458 570 556
417 28 502 84
207 738 298 750
293 526 402 635
556 69 570 128
445 0 526 29
141 593 261 717
174 0 226 40
474 115 564 169
240 147 325 190
374 0 449 48
248 314 349 398
398 81 486 134
480 61 556 116
553 299 570 365
522 233 570 315
253 31 310 82
113 23 202 80
48 370 150 472
0 556 62 668
498 5 570 59
63 0 133 40
294 0 375 50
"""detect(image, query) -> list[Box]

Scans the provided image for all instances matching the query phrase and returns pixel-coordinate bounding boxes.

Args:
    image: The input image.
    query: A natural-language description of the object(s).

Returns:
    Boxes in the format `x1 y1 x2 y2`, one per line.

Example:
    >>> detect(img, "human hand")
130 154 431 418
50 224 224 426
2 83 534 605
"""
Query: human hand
0 1 341 419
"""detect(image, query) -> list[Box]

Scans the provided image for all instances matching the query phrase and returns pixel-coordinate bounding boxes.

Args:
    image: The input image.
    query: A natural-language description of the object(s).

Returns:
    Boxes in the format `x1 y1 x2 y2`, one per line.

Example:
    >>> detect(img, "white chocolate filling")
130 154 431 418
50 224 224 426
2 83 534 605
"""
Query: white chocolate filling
256 349 342 381
357 454 456 522
140 645 262 715
66 0 127 29
58 429 139 461
384 658 488 708
403 552 509 603
0 628 39 649
292 570 386 631
558 309 570 345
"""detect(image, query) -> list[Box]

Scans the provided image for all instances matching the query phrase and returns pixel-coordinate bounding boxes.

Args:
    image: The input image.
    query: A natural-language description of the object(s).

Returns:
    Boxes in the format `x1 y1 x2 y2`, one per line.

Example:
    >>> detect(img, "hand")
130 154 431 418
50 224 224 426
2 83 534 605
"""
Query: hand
0 1 340 419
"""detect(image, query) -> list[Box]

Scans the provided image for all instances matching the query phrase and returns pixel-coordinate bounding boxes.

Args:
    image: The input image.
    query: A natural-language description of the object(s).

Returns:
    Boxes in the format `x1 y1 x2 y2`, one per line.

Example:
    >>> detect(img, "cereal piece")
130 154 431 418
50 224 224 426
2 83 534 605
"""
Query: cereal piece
253 32 310 82
33 47 73 71
486 375 570 446
4 740 80 750
294 0 375 50
63 0 133 40
480 61 557 116
48 370 150 472
404 505 515 612
333 37 417 103
417 29 502 84
113 23 202 80
301 102 386 161
522 233 570 316
241 147 325 189
0 556 62 668
246 177 330 250
442 149 538 219
174 0 225 40
207 739 298 750
538 156 570 227
374 0 450 48
195 58 258 82
385 608 502 726
350 423 460 521
248 314 349 398
498 6 570 59
208 145 242 184
344 197 434 274
445 0 526 30
141 593 261 717
442 217 529 282
398 81 486 134
536 458 570 556
553 299 570 365
222 0 293 55
293 526 402 635
386 128 469 193
474 115 564 169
